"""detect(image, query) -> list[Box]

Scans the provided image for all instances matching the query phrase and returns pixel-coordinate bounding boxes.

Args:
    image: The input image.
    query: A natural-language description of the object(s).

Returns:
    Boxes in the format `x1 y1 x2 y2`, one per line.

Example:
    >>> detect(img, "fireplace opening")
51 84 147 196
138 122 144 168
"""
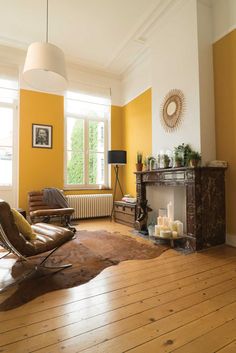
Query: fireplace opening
146 186 186 233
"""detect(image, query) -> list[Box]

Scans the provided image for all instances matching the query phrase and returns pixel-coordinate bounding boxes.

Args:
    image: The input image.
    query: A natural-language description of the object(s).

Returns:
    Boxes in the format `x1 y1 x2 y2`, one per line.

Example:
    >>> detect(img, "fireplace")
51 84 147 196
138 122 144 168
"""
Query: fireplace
135 167 227 251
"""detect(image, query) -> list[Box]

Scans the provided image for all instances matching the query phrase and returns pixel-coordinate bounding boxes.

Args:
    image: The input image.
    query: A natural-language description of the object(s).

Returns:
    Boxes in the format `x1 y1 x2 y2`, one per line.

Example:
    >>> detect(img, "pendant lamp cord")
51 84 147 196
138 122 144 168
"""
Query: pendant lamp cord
46 0 48 43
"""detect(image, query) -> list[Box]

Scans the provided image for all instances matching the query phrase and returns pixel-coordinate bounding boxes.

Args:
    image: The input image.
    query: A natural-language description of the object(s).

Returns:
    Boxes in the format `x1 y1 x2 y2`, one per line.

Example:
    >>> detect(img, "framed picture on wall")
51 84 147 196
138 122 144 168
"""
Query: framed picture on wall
32 124 53 149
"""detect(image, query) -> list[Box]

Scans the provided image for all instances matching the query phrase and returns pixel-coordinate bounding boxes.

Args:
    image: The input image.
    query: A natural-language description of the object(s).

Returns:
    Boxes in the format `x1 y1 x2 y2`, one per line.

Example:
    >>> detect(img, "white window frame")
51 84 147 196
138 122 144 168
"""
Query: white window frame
0 100 18 192
64 113 108 189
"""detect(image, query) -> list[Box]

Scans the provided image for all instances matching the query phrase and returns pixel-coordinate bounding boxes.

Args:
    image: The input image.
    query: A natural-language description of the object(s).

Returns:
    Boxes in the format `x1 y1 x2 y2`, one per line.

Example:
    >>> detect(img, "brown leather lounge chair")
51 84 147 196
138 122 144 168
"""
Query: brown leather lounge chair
28 190 76 233
0 199 74 291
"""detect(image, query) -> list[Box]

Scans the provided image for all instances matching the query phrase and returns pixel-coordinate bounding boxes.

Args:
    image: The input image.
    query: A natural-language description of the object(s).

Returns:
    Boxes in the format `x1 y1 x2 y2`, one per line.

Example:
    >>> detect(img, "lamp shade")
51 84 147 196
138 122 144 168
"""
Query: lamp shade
108 150 127 165
23 42 68 92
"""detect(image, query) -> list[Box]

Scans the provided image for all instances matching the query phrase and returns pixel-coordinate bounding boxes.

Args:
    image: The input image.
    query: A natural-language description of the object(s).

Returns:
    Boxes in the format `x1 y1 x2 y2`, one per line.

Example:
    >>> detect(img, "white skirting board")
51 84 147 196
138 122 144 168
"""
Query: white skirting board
226 233 236 247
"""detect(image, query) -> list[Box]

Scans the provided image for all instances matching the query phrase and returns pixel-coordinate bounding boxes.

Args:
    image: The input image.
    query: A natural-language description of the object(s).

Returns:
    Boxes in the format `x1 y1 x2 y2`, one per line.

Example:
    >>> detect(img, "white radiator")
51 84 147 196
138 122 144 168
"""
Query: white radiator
66 194 113 219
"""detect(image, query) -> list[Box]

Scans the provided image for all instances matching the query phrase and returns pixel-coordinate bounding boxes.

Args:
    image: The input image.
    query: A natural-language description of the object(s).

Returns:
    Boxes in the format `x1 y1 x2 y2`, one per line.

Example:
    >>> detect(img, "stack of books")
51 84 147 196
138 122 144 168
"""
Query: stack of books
121 196 137 204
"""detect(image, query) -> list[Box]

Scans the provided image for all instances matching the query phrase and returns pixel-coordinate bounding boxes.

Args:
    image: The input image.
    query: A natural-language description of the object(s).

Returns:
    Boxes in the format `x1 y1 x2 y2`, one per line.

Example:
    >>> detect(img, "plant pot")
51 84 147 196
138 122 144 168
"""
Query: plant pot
136 163 143 172
190 159 200 168
175 160 182 168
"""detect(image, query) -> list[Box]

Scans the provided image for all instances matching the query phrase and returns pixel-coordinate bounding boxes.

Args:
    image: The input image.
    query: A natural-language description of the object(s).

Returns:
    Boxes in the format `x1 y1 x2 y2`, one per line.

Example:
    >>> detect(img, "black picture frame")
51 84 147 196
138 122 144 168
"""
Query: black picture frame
32 124 53 149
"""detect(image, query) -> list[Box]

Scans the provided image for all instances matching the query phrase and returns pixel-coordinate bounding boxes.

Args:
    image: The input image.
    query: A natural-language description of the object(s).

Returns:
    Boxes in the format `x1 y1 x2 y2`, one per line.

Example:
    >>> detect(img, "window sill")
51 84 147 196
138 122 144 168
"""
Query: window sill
63 188 112 191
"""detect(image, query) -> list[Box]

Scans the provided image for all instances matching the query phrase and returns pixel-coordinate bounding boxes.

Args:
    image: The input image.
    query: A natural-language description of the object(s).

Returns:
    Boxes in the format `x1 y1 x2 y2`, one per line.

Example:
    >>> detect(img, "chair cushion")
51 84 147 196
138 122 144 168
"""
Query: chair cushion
30 223 74 254
11 208 36 240
30 208 74 218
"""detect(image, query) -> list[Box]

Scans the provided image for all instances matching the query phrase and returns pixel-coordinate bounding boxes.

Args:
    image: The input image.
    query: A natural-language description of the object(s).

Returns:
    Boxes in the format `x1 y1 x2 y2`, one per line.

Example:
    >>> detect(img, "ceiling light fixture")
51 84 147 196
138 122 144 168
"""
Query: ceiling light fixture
23 0 67 92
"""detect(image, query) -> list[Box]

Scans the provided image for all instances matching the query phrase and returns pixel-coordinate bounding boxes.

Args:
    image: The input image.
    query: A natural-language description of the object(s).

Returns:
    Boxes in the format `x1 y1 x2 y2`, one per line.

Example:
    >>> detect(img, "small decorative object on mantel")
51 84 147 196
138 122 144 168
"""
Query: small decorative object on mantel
136 152 143 171
206 160 228 168
160 89 185 132
163 154 170 168
174 143 192 167
188 151 201 167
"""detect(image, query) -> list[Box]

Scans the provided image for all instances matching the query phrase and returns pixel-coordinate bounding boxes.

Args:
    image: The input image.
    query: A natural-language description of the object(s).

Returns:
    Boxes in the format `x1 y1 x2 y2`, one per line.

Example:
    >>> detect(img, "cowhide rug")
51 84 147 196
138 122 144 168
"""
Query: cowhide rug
0 230 168 311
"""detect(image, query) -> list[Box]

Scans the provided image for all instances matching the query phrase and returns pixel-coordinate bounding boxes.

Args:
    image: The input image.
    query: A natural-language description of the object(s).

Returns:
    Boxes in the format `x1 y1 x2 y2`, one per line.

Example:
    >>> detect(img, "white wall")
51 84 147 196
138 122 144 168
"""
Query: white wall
150 0 201 156
197 1 216 163
121 50 151 106
212 0 236 42
120 0 215 163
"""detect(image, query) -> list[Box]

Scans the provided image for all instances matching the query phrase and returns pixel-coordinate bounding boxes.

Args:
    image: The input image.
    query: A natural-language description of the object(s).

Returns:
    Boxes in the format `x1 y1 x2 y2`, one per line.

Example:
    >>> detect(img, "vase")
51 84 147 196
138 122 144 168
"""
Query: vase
175 160 182 168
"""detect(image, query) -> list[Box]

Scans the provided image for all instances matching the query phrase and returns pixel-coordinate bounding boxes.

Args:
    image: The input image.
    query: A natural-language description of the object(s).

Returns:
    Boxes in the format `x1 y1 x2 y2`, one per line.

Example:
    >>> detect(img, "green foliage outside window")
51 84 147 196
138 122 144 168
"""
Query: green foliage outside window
67 120 98 184
89 121 98 184
67 120 84 184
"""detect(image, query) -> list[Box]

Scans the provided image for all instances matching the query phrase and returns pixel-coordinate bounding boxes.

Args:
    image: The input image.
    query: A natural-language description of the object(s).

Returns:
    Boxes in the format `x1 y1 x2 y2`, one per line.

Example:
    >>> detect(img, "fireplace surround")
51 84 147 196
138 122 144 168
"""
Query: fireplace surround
135 167 227 251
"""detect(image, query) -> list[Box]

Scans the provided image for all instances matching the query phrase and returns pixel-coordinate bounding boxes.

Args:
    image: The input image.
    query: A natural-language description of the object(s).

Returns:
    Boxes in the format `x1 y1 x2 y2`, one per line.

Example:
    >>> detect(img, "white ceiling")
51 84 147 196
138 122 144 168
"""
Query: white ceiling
0 0 176 76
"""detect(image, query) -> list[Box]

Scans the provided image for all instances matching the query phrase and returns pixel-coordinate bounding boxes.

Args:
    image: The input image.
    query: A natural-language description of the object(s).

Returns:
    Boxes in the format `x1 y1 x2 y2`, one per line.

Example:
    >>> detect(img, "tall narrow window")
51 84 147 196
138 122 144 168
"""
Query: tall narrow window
0 79 18 188
0 106 14 186
65 91 110 189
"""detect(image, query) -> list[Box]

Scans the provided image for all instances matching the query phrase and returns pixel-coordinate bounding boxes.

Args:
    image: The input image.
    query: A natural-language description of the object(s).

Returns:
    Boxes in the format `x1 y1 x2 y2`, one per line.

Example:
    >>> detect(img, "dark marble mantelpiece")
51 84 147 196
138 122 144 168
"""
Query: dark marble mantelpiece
135 167 227 251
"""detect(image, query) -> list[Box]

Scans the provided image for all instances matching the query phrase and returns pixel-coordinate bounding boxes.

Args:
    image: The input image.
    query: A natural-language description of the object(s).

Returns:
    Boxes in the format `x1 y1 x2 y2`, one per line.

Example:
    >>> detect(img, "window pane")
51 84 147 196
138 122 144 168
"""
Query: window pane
66 99 110 118
89 121 104 152
66 117 84 185
67 151 84 184
89 153 104 185
67 117 84 151
0 107 13 146
0 147 12 185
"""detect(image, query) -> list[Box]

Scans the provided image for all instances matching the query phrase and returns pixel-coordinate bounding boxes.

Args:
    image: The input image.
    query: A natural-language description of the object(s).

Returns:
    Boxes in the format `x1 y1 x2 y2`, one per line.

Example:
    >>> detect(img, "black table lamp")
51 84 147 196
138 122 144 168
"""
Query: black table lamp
108 150 127 218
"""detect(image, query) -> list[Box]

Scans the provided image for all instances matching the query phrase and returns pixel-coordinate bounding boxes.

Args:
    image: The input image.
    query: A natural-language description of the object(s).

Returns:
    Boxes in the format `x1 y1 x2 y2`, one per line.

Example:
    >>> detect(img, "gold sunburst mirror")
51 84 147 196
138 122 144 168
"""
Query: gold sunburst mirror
160 89 185 132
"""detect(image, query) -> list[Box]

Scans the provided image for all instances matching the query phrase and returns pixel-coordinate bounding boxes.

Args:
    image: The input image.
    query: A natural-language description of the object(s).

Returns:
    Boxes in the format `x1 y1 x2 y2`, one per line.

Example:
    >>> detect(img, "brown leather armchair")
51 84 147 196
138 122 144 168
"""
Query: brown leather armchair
28 190 76 233
0 199 74 291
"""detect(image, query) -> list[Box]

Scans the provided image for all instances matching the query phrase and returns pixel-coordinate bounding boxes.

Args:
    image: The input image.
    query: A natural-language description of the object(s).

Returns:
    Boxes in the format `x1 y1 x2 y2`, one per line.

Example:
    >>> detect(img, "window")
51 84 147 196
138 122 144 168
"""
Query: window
0 79 18 188
64 92 110 189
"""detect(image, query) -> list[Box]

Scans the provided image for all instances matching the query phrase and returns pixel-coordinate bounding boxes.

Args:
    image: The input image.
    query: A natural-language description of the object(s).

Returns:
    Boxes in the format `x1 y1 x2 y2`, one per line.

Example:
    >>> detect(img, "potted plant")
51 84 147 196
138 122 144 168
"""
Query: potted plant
148 156 156 170
174 143 192 167
188 151 201 167
163 154 170 168
174 153 183 168
136 152 143 171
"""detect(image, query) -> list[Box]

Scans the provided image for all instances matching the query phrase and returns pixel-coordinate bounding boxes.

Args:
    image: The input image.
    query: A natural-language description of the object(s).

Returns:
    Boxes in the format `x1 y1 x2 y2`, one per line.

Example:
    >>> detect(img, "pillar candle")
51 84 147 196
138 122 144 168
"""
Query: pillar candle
172 231 178 238
155 225 162 236
176 221 184 236
160 230 172 238
163 216 170 227
167 201 174 222
157 216 163 226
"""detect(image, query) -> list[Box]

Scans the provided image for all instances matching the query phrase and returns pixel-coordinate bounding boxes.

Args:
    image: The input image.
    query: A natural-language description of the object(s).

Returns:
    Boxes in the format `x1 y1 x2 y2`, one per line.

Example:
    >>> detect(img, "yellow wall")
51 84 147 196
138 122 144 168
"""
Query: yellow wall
213 29 236 236
19 90 124 210
110 105 124 200
18 89 151 210
122 89 152 196
19 90 64 210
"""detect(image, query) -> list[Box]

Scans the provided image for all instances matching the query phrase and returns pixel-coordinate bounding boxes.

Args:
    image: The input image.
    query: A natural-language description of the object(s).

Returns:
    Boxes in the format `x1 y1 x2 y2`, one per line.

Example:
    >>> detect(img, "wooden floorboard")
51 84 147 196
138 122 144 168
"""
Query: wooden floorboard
0 218 236 353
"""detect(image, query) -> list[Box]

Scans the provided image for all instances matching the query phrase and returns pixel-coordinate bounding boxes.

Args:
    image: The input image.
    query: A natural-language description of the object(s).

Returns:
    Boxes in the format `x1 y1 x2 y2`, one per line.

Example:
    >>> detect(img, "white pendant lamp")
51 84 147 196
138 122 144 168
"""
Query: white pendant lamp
23 0 67 92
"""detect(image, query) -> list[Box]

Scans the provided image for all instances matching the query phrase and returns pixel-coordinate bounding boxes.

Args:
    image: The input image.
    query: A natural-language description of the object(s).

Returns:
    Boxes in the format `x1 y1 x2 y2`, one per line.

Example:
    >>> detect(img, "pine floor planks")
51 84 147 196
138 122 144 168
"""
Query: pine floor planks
0 218 236 353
